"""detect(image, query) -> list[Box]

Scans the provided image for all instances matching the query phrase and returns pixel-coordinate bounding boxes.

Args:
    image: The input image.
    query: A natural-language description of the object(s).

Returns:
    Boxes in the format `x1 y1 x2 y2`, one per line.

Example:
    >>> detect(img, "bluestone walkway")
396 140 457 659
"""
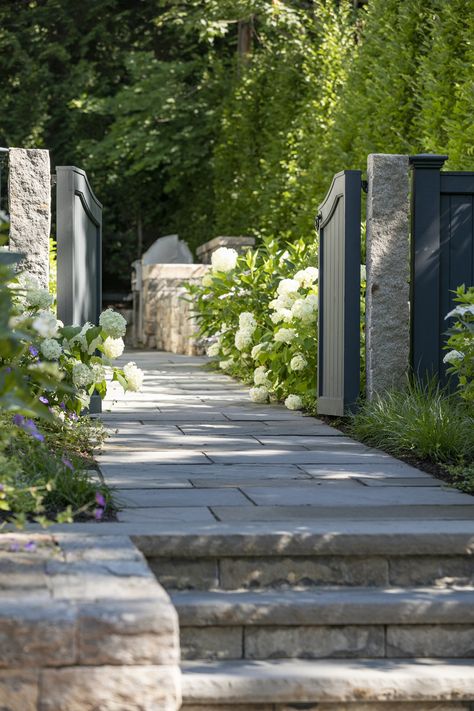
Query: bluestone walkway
96 350 474 525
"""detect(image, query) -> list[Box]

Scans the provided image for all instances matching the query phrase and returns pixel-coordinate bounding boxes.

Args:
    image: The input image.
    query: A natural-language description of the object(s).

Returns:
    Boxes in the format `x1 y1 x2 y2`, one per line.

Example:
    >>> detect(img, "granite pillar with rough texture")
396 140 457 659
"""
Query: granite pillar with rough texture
8 148 51 288
366 154 410 399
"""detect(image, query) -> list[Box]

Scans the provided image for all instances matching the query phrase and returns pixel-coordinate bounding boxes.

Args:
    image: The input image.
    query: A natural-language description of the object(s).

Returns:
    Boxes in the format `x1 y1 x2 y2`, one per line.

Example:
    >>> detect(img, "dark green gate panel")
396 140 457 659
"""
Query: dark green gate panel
56 166 102 328
316 170 361 416
410 155 474 380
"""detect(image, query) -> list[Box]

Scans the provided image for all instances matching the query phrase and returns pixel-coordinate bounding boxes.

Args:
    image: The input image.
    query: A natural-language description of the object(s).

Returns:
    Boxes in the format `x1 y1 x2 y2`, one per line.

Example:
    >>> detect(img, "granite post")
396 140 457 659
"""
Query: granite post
366 154 411 399
8 148 51 288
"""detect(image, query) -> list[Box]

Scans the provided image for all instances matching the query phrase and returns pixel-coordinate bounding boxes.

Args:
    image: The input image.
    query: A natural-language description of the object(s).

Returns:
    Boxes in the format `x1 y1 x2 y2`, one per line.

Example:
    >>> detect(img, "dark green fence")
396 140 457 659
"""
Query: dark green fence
410 154 474 381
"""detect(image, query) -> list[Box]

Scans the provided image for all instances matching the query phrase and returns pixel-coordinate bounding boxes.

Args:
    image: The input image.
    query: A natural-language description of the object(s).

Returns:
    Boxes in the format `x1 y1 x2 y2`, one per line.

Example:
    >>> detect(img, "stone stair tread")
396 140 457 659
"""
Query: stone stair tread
172 587 474 626
181 658 474 704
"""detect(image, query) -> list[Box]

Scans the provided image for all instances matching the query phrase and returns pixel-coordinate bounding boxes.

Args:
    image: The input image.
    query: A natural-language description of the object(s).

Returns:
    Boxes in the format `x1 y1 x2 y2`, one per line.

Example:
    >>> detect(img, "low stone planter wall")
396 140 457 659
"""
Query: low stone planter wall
141 263 209 355
0 533 181 711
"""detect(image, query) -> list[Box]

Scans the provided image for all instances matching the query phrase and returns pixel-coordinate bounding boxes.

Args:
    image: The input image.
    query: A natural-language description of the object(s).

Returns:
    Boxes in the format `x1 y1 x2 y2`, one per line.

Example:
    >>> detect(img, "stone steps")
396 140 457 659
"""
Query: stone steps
136 524 474 706
172 587 474 660
180 658 474 709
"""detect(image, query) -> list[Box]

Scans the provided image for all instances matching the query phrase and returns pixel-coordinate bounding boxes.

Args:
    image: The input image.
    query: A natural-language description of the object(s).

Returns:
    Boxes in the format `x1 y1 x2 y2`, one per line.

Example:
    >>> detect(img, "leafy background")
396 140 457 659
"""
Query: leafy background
0 0 472 289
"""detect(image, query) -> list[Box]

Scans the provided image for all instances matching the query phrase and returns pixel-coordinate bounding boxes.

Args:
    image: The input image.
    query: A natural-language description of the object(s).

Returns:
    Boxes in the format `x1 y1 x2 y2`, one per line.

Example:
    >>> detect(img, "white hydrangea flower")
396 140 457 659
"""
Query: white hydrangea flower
77 391 91 409
294 267 319 288
253 366 271 386
277 278 300 297
72 362 94 388
251 343 265 359
239 312 257 332
290 354 308 371
32 310 60 339
249 386 269 403
211 247 238 273
90 362 107 382
360 264 367 282
219 358 234 370
235 328 253 351
124 361 144 392
445 304 474 319
270 311 285 325
202 273 214 287
305 293 318 311
443 350 465 364
102 336 125 359
270 293 295 310
207 342 220 357
40 338 62 360
285 394 303 410
26 287 54 309
291 298 316 323
274 328 297 344
99 308 127 338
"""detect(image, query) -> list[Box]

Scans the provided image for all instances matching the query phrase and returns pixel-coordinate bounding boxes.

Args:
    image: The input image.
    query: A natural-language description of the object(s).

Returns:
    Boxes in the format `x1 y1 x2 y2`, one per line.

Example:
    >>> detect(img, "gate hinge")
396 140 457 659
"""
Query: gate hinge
315 211 322 232
361 179 368 193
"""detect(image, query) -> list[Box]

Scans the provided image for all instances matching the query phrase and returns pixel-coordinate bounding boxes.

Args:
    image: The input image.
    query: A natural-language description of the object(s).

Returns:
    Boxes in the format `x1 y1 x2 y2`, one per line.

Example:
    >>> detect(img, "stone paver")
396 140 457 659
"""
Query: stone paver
96 351 474 526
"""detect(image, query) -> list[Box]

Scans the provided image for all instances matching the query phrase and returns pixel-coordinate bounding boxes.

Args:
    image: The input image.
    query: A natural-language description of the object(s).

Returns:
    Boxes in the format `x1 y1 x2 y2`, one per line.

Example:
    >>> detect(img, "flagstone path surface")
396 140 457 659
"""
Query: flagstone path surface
96 351 474 525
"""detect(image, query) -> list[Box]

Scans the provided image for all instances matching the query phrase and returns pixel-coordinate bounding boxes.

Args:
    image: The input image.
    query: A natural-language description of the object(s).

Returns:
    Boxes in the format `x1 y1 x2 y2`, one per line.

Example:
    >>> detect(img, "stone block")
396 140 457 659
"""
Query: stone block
181 626 243 660
39 665 181 711
0 669 39 711
147 557 219 590
244 625 385 659
0 602 76 668
78 599 179 665
8 148 51 289
196 235 255 263
389 556 474 587
386 625 474 658
366 153 410 397
219 556 388 589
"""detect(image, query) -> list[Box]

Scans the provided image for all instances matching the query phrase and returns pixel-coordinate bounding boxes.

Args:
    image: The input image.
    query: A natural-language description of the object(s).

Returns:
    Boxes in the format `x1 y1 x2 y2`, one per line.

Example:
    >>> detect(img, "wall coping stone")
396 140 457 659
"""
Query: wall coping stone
197 235 255 263
0 533 181 711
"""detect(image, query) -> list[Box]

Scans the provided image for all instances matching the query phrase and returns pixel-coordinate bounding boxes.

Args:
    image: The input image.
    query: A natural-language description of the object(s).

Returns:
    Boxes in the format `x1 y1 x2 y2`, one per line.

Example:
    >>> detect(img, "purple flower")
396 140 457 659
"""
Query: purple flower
95 492 106 507
62 457 73 471
24 541 36 552
94 507 104 521
12 414 25 426
29 345 39 357
9 542 20 552
5 367 11 373
23 419 45 442
39 396 49 405
59 402 66 410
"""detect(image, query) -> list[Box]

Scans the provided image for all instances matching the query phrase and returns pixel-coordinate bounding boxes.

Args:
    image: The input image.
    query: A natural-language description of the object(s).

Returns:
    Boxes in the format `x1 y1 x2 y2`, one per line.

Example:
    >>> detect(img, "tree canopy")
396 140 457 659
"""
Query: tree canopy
0 0 473 288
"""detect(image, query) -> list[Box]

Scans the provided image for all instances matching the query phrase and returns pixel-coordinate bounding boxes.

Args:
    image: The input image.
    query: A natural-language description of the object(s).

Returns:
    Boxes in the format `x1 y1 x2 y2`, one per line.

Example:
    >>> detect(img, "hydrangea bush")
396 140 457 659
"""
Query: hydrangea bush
0 263 143 527
444 285 474 403
188 239 320 409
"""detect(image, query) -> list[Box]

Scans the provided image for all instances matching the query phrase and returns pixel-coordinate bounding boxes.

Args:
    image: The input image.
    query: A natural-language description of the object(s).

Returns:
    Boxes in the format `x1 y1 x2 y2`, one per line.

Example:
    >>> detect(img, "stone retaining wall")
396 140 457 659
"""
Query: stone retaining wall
140 263 209 355
0 533 181 711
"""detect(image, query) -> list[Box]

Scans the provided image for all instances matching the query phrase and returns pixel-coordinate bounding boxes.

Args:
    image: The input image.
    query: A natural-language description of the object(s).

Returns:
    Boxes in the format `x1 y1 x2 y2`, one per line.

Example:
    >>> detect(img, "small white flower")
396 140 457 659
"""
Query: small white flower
211 247 238 273
251 343 265 359
253 366 271 387
443 350 464 364
207 343 220 357
249 386 269 403
305 293 318 311
90 362 107 382
235 328 253 351
219 358 234 370
72 362 94 388
294 267 319 288
270 311 285 324
274 327 297 344
99 308 127 338
285 394 303 410
290 354 307 371
239 312 257 332
202 273 214 287
277 278 300 297
102 336 125 359
291 298 316 323
40 338 62 360
360 264 367 282
32 310 59 339
124 361 144 392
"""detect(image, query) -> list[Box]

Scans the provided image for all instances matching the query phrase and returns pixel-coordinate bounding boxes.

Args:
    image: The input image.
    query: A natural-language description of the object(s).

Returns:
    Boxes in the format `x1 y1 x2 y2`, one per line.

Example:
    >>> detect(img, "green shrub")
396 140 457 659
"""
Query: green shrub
444 285 474 402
